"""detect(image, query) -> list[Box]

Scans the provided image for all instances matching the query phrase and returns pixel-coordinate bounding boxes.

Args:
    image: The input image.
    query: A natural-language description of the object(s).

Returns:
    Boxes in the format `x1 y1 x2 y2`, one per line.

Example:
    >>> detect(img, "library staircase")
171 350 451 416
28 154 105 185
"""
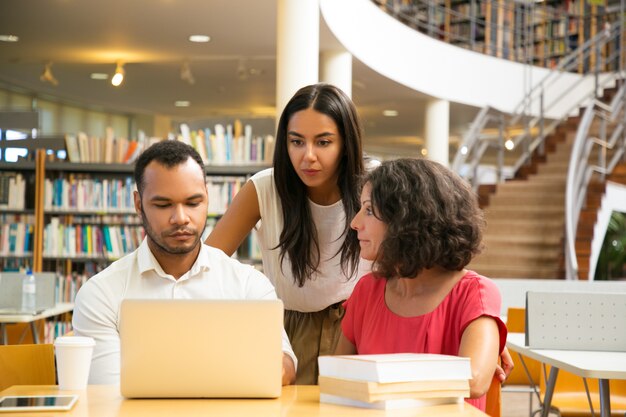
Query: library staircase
468 84 626 279
468 124 574 279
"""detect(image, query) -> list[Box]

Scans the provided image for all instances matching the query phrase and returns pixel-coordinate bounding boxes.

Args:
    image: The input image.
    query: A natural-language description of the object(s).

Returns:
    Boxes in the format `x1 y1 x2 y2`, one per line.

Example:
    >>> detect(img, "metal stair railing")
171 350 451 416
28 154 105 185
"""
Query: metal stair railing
451 19 623 190
565 80 626 280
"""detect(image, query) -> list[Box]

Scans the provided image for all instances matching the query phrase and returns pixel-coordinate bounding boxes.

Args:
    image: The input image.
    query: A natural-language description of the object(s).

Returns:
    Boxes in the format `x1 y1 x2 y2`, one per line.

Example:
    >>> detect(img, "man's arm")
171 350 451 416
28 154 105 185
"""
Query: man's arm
244 267 298 384
72 279 121 384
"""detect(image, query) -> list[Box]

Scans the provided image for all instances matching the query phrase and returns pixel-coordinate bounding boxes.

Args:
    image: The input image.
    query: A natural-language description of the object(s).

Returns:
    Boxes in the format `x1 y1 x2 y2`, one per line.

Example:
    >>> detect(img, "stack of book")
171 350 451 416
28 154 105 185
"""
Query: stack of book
318 353 471 409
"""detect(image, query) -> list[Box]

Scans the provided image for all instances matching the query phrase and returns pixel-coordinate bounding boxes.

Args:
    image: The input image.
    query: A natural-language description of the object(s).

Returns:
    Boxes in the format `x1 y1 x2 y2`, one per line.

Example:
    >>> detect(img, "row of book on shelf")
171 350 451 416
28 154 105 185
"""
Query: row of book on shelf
64 122 275 165
43 320 73 344
0 215 34 257
178 122 275 165
2 213 261 264
64 129 152 165
0 172 26 211
45 176 135 213
43 173 247 216
44 219 145 260
46 272 86 343
317 353 471 409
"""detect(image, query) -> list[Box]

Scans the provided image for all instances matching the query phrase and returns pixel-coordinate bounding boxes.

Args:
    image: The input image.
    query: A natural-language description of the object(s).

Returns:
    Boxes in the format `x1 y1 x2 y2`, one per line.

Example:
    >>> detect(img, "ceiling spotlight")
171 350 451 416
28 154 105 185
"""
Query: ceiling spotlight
90 73 108 80
40 62 58 86
180 62 195 85
111 61 125 87
505 139 515 150
383 109 398 117
0 35 19 42
175 100 190 107
188 35 210 43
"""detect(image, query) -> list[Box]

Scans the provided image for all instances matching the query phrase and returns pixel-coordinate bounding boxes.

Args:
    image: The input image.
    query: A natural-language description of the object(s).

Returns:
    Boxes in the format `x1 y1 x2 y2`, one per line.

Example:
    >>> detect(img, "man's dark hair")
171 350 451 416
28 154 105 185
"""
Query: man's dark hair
134 140 205 196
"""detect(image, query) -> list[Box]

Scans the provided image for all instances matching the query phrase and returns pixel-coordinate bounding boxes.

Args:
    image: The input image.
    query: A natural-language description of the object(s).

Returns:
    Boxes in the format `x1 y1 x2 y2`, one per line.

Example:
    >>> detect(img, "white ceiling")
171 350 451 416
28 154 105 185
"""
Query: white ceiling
0 0 480 157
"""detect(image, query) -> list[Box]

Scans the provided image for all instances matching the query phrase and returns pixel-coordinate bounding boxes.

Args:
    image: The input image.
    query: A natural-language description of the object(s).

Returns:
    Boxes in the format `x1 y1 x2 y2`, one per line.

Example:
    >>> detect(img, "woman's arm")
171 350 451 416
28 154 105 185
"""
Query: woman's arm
205 181 262 256
334 333 357 355
495 347 514 382
282 354 296 385
458 316 501 398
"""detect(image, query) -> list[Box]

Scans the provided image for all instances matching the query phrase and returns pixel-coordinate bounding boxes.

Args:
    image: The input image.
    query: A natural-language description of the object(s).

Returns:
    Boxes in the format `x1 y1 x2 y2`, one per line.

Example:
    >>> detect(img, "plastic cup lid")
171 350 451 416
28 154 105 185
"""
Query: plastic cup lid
54 336 96 347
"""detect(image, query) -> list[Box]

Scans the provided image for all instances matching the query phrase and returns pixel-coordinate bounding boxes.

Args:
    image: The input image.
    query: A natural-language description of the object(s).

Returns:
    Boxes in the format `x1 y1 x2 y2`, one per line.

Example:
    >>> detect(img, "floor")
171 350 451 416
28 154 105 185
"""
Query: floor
502 390 538 417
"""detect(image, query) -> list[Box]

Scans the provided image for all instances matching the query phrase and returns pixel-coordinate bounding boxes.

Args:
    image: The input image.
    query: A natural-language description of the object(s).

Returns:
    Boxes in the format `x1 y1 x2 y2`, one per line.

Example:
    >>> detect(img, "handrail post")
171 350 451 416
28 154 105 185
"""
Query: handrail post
595 40 601 99
498 114 504 183
539 88 545 156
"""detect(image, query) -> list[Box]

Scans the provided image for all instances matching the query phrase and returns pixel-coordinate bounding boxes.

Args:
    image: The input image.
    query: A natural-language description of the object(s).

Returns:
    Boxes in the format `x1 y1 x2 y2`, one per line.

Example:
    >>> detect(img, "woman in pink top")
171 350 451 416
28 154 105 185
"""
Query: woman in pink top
336 158 508 412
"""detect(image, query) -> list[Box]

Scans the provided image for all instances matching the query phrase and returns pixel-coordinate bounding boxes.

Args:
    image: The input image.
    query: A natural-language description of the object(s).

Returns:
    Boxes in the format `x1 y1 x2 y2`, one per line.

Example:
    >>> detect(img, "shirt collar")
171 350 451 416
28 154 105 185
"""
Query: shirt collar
137 238 212 279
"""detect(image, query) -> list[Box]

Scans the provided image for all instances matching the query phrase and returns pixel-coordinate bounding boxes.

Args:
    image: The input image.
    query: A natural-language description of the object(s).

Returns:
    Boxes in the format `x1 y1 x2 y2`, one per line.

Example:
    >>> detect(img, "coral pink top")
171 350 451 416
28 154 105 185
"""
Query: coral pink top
342 270 507 411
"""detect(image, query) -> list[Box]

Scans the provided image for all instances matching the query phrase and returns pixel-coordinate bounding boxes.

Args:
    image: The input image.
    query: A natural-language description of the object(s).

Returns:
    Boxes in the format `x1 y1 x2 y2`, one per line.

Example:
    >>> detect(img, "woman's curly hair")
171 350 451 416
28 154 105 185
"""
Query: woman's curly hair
365 158 484 279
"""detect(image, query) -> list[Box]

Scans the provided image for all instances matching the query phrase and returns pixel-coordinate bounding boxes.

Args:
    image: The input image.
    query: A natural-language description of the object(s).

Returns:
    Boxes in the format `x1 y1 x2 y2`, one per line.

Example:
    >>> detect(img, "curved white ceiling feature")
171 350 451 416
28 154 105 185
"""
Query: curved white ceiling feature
320 0 602 119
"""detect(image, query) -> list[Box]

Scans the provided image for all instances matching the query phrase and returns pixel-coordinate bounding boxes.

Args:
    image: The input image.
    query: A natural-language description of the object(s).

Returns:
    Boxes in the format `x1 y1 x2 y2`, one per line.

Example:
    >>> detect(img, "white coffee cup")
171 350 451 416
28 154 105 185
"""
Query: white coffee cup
54 336 96 390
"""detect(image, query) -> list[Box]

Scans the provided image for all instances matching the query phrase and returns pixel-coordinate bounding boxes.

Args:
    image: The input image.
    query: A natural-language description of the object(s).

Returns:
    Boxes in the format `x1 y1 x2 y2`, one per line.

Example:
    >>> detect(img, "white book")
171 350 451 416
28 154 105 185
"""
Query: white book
264 135 275 163
14 223 25 256
77 132 90 163
318 353 472 383
65 134 81 162
244 125 252 162
179 124 192 145
104 128 115 164
214 124 226 164
320 393 463 410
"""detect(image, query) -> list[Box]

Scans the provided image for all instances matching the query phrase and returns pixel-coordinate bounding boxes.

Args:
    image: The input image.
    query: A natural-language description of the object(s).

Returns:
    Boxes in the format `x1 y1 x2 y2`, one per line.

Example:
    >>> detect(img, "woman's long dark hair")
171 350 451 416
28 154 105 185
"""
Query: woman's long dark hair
273 83 364 287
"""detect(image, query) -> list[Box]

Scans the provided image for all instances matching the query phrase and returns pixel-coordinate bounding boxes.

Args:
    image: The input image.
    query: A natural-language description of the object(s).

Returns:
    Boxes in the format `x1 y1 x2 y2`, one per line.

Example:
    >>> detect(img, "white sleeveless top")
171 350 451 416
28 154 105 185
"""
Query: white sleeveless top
250 168 370 312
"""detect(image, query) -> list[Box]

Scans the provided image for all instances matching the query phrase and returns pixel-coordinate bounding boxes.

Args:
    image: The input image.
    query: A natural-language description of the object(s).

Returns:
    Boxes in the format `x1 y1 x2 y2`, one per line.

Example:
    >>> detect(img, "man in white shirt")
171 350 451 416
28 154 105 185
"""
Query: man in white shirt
73 140 297 385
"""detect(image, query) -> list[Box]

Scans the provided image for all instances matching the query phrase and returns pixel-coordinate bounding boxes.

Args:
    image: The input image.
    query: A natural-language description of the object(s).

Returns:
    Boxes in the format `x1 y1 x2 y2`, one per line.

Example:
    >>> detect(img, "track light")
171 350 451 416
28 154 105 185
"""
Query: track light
111 61 125 86
180 61 195 85
40 62 58 86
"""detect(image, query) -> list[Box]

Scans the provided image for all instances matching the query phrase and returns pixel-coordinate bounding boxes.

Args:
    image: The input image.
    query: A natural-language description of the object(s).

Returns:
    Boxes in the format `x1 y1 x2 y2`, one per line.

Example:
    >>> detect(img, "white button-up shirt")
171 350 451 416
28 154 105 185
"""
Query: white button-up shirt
73 238 297 384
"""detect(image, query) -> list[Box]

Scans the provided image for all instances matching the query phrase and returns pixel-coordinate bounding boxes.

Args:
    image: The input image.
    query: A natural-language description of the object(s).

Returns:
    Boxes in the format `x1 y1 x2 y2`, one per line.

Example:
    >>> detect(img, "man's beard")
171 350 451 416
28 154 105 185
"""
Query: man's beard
141 207 206 255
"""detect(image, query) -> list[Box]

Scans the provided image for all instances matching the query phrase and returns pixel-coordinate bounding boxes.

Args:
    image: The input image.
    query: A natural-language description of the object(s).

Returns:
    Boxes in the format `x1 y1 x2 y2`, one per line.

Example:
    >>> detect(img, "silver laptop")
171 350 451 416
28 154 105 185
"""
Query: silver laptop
119 299 284 398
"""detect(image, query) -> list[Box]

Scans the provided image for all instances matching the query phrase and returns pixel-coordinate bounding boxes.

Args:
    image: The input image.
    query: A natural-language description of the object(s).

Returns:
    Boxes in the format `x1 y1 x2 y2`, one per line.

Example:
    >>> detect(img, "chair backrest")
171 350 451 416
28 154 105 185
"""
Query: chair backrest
525 291 626 351
0 344 56 391
485 375 501 417
505 307 540 386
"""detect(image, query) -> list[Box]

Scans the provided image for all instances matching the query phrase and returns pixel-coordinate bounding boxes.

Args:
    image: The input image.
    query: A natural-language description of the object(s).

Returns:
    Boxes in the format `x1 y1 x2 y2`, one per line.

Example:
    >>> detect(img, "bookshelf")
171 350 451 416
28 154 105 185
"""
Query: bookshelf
0 154 268 284
377 0 623 72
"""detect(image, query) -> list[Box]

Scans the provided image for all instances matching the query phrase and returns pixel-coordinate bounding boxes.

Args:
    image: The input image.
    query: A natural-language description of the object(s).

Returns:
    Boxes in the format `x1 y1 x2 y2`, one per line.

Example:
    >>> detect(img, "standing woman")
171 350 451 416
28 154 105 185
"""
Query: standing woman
206 83 368 384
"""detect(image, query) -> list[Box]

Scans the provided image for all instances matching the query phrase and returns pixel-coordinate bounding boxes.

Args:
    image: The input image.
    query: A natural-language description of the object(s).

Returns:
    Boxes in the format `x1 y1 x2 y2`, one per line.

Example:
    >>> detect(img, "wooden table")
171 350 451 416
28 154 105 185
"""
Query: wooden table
507 333 626 417
0 385 488 417
0 303 74 344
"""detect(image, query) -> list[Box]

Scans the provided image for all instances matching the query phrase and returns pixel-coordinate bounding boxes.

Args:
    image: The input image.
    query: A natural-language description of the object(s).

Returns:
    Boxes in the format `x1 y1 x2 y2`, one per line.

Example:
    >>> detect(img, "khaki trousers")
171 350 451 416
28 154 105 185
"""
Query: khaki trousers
284 302 345 385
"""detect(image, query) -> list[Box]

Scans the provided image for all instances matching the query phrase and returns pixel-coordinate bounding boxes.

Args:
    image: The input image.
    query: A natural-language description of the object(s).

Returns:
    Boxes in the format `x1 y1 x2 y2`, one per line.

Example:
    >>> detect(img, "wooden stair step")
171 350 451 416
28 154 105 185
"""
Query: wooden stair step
489 193 564 206
468 264 561 279
485 220 563 229
482 234 562 246
497 181 566 193
479 245 561 257
536 164 570 175
484 206 564 218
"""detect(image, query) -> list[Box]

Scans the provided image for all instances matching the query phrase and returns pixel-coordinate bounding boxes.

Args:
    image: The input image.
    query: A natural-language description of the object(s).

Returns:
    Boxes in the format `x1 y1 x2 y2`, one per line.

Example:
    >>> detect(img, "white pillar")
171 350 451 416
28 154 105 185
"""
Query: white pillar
424 99 450 167
320 50 352 98
276 0 319 120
